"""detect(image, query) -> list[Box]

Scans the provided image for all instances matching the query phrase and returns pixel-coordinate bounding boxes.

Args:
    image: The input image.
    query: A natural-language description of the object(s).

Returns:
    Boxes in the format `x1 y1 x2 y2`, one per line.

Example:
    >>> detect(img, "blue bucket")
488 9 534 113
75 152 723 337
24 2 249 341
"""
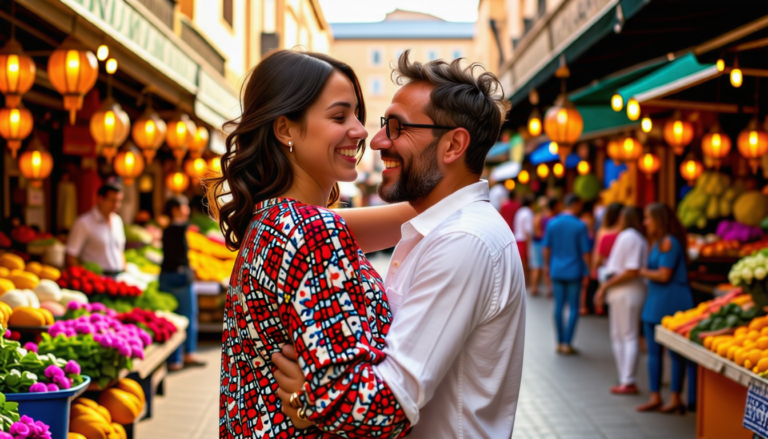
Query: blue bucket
5 376 91 439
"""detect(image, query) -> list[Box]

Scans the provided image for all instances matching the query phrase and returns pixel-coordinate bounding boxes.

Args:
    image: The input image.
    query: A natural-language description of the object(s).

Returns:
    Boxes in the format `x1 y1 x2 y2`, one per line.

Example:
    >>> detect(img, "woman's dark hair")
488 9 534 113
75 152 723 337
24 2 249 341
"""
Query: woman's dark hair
620 206 644 235
602 202 624 228
647 202 688 264
164 195 189 218
547 197 559 211
205 50 366 250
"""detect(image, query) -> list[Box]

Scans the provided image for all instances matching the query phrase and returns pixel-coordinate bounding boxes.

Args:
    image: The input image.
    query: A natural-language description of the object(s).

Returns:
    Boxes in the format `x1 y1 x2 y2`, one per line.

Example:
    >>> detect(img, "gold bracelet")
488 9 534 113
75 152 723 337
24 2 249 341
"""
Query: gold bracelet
289 391 303 409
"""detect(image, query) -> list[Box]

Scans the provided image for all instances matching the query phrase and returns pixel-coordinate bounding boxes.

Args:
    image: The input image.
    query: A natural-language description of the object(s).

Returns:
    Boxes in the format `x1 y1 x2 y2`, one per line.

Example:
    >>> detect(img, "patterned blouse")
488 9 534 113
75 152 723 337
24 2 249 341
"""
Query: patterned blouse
219 198 411 438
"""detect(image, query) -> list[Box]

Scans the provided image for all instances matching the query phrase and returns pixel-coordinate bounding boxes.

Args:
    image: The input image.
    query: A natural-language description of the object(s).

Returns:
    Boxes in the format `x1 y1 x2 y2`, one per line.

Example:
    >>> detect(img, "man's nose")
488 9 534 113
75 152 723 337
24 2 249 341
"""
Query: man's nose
369 127 391 151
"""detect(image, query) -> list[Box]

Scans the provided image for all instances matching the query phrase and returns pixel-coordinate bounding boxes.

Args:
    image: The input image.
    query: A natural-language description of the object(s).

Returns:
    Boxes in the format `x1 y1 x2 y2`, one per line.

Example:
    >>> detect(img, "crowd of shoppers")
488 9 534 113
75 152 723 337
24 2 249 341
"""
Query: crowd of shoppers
501 190 696 412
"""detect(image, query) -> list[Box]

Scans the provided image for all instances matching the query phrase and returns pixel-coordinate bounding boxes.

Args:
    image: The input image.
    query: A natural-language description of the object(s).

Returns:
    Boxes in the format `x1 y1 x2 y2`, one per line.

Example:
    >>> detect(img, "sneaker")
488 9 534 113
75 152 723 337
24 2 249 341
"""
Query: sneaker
611 384 639 395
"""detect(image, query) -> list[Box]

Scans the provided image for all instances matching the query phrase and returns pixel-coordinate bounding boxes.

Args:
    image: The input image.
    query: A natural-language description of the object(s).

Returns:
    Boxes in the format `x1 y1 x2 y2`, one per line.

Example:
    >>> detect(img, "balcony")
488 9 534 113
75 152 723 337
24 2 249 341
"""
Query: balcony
135 0 175 29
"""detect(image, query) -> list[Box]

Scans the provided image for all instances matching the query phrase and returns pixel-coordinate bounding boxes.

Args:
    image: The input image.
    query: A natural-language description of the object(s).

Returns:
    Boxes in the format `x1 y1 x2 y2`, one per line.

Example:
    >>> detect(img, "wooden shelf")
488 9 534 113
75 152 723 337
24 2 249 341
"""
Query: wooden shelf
131 330 187 379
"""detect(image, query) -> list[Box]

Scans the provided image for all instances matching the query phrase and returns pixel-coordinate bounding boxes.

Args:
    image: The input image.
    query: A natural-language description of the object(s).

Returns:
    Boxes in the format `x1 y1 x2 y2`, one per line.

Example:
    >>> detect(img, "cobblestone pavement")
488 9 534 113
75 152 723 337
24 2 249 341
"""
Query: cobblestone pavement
136 253 696 438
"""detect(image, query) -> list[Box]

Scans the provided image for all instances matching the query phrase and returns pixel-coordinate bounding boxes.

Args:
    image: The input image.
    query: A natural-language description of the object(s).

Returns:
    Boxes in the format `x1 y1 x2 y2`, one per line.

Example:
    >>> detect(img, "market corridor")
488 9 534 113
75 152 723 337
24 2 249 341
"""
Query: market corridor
136 254 696 439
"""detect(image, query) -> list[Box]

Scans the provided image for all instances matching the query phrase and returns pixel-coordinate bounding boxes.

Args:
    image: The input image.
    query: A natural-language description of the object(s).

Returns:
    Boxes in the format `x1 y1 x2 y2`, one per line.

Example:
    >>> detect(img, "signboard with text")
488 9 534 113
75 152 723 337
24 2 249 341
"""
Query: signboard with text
743 379 768 438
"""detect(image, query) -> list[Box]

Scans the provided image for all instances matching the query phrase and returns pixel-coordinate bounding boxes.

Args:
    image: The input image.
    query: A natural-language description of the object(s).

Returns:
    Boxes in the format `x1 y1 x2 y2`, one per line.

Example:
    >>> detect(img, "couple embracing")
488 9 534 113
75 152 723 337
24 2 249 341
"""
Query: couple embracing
208 49 526 438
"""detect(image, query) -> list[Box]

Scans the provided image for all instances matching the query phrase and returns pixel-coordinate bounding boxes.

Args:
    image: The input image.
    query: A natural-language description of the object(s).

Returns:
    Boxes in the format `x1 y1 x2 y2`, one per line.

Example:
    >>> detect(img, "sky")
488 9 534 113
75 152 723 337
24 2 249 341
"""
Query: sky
317 0 479 23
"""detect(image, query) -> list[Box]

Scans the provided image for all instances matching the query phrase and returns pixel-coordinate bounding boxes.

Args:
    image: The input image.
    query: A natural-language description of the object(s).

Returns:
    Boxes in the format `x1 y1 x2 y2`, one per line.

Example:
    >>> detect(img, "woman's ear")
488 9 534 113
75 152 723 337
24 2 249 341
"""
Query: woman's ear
273 116 295 147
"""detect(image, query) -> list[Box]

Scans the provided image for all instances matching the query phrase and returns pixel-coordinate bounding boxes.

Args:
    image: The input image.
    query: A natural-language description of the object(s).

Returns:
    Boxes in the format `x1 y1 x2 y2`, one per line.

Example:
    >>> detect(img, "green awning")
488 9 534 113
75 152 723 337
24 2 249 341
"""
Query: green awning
617 53 718 103
570 58 668 105
577 105 637 139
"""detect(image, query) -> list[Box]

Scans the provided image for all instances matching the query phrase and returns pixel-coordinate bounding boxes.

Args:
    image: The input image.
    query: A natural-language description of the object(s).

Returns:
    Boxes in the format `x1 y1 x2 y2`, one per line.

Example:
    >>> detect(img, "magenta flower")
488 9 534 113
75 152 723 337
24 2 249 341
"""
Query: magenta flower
66 301 81 311
64 360 81 375
52 375 71 390
91 302 106 313
46 383 59 392
4 330 10 338
132 346 145 360
28 383 47 393
44 365 64 379
106 309 117 318
0 431 12 439
23 342 37 353
10 421 30 438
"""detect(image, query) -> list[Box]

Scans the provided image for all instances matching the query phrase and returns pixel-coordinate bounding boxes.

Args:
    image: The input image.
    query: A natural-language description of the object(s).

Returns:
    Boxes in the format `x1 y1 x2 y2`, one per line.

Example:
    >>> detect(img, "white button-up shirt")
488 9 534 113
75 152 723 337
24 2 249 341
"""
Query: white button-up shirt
66 207 126 272
375 181 526 439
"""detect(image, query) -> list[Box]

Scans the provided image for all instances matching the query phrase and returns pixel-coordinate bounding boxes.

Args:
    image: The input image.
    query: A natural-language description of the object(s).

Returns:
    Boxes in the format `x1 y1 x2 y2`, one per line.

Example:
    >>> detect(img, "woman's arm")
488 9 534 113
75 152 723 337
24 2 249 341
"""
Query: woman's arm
640 236 675 284
334 203 417 253
640 267 673 284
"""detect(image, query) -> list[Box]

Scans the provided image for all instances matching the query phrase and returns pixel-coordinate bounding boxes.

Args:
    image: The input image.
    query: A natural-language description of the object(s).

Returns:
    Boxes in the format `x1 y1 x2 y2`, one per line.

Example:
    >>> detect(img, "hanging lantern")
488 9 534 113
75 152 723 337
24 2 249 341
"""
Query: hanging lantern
641 116 652 133
626 98 641 121
611 94 623 112
680 158 704 186
504 179 516 191
184 157 208 179
553 163 564 178
517 169 530 185
536 163 549 179
207 156 222 176
737 117 768 174
620 136 642 161
113 142 145 185
0 106 32 158
528 108 542 137
90 97 130 164
132 107 167 164
701 123 732 169
663 112 694 155
189 126 209 159
47 37 98 125
166 112 196 164
637 152 660 179
0 39 36 108
716 59 725 72
731 56 743 88
607 138 622 165
577 161 590 175
544 94 583 162
166 170 190 194
17 136 53 188
97 45 109 61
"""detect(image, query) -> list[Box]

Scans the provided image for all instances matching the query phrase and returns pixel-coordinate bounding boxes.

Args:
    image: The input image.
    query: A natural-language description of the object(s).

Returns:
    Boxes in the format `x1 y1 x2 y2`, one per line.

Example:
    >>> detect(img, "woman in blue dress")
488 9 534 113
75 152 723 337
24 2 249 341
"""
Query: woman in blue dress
637 203 696 413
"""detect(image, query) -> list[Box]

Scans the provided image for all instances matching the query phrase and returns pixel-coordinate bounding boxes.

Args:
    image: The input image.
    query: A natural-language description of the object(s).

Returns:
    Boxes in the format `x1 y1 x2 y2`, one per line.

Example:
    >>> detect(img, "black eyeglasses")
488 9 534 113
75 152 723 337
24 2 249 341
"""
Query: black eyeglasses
381 116 457 140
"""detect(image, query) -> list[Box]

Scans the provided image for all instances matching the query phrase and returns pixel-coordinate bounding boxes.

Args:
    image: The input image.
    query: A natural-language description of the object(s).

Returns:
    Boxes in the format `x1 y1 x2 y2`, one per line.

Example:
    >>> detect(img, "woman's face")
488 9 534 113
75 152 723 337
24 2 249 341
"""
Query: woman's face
290 71 367 187
643 207 656 236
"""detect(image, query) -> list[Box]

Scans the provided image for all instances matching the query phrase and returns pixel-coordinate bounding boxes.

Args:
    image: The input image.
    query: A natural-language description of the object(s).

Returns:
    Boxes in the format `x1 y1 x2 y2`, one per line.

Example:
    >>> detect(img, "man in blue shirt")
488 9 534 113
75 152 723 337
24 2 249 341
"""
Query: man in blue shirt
543 194 592 355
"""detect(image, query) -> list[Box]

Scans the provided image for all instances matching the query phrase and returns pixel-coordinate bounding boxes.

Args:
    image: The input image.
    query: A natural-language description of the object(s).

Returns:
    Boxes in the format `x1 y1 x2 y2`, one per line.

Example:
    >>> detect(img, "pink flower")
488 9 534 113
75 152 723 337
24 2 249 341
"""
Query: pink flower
28 383 47 393
66 301 81 311
44 365 64 379
46 383 59 392
52 375 71 390
64 360 81 375
9 421 30 438
23 342 37 353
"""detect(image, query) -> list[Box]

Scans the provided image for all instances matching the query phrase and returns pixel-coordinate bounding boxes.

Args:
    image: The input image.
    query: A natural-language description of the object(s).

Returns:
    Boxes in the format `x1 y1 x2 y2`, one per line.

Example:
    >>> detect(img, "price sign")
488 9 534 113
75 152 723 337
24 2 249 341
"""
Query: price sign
744 379 768 438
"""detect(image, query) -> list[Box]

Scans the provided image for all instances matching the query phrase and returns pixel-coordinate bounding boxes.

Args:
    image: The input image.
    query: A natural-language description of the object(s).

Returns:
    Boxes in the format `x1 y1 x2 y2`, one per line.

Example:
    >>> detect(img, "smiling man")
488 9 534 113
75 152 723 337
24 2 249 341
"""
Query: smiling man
273 51 527 438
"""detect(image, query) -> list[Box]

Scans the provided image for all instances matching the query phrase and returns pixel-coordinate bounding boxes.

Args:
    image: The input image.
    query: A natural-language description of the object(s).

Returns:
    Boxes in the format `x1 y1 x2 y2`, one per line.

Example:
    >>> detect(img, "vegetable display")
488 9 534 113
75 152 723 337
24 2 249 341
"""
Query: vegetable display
117 309 177 343
56 268 141 298
69 397 128 439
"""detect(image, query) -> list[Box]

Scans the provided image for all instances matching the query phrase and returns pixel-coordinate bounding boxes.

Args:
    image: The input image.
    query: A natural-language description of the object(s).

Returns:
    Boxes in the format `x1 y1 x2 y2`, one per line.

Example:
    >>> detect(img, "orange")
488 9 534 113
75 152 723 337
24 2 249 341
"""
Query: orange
736 327 749 337
728 345 741 360
746 359 754 370
704 336 715 349
748 330 761 341
748 349 764 365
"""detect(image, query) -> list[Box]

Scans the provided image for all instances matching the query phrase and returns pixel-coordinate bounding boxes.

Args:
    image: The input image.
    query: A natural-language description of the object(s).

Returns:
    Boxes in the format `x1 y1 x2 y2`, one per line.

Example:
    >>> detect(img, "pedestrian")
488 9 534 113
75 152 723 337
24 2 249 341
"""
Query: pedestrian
514 194 534 285
637 202 696 413
543 194 592 354
65 184 126 277
530 196 555 296
591 202 624 313
499 190 521 232
594 206 647 394
579 201 597 314
160 195 205 372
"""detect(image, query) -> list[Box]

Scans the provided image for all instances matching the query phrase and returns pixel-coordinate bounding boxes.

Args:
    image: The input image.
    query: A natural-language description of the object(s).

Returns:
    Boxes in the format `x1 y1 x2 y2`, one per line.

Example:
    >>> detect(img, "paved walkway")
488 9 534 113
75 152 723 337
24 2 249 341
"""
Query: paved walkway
136 253 696 438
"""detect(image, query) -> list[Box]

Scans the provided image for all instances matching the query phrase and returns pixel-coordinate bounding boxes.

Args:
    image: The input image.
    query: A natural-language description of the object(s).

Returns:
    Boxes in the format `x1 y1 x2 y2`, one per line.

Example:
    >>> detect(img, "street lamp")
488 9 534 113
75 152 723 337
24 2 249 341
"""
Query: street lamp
0 39 36 108
47 37 98 125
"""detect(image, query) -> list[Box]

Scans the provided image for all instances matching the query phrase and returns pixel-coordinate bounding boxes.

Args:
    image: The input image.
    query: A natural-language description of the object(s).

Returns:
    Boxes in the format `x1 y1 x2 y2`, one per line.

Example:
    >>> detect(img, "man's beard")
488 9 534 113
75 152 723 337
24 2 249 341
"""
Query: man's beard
378 138 443 203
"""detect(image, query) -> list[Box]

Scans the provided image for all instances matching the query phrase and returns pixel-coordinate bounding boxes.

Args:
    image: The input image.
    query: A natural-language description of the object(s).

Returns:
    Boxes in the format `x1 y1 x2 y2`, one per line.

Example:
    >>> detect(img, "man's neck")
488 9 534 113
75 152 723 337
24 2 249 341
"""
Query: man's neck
409 173 480 214
97 207 111 220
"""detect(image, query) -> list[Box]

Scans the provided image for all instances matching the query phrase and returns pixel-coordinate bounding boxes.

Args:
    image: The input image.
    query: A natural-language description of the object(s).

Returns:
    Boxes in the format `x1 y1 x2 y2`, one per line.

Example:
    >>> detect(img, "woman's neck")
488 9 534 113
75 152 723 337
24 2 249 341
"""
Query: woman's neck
279 165 332 207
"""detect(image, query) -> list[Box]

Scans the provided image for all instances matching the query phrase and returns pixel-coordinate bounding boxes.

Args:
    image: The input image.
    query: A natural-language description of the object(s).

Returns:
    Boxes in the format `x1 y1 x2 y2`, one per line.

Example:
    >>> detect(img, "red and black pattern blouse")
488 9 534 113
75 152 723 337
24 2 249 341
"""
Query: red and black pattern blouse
220 198 410 438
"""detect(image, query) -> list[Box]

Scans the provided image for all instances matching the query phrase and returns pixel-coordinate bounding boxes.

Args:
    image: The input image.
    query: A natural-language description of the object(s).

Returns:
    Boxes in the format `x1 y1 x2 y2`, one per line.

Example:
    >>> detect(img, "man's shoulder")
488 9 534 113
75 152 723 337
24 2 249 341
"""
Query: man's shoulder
428 202 515 253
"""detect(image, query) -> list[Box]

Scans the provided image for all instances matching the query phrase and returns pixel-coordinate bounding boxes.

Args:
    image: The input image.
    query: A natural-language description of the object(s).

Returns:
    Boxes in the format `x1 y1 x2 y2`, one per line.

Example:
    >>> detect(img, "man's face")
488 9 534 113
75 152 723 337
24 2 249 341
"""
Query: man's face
370 82 444 204
97 191 123 215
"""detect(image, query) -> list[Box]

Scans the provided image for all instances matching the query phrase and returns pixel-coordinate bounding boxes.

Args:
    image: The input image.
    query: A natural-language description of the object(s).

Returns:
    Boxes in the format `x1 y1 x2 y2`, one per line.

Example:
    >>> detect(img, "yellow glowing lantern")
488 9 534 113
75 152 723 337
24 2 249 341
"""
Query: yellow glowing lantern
113 143 145 185
47 37 98 125
731 57 743 88
90 98 130 164
504 179 516 191
207 156 222 176
577 161 590 175
626 98 641 121
0 106 33 158
132 107 167 164
663 112 694 155
637 153 660 178
528 108 542 137
0 39 36 108
611 94 623 112
553 163 565 178
701 123 731 169
189 126 209 159
184 157 208 179
517 169 530 185
544 94 583 162
641 116 652 133
536 163 549 179
97 45 109 61
548 142 558 155
105 58 117 75
716 59 725 72
166 170 190 194
17 136 53 188
607 138 622 165
680 158 704 186
620 136 642 162
737 117 768 174
166 112 196 164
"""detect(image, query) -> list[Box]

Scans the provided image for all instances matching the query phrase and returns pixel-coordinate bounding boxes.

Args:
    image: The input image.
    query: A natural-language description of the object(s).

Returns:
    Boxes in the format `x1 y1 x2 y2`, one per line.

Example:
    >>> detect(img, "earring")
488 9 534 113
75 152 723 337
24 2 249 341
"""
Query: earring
288 141 293 153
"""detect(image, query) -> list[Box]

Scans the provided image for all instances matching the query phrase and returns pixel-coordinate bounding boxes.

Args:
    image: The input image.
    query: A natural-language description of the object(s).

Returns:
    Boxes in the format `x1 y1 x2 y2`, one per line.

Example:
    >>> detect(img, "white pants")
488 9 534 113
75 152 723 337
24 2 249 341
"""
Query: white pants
608 286 646 385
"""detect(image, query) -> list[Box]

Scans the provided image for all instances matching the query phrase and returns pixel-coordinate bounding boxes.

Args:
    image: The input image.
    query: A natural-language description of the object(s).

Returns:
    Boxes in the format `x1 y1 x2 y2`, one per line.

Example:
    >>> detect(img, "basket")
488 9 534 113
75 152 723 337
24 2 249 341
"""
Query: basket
5 376 91 439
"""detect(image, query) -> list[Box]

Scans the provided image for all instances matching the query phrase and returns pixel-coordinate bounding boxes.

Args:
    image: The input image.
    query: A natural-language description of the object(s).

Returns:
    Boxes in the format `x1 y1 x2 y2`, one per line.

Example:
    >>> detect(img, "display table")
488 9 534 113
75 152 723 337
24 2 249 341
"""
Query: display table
656 326 762 439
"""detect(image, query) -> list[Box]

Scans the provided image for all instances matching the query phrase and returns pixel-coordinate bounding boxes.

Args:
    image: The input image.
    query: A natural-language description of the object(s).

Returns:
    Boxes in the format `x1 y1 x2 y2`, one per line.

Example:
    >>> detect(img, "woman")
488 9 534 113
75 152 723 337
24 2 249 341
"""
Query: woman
637 203 695 413
530 197 555 296
594 207 647 394
591 202 624 313
159 195 204 371
207 50 414 438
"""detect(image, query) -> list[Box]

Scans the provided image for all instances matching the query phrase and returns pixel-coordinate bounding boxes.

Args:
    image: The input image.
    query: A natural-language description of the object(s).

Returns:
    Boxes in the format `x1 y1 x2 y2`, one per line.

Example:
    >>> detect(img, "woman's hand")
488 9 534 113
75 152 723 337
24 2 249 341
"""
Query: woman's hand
273 345 315 429
594 286 606 312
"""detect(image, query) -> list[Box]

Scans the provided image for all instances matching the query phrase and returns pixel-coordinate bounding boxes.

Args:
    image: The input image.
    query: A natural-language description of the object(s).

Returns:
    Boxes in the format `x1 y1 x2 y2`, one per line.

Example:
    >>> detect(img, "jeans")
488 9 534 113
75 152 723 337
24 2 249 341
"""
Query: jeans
553 280 582 345
643 321 697 402
160 271 197 365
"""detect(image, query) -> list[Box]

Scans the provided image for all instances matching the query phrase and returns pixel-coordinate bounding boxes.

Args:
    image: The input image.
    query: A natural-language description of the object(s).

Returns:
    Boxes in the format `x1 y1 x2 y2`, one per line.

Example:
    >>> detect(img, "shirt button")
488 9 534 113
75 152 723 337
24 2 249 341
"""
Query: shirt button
393 260 400 268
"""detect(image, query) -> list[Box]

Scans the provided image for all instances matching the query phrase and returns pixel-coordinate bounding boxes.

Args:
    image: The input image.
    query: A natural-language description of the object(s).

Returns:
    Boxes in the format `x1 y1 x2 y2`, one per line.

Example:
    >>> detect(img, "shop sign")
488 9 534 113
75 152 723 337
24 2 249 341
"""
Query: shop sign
744 379 768 437
62 0 199 92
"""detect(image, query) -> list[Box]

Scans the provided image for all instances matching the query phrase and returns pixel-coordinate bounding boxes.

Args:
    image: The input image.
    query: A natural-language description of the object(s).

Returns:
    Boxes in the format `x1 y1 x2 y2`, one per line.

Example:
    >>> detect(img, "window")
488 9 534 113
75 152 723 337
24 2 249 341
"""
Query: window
222 0 233 27
452 49 463 60
369 77 384 97
371 49 382 66
427 49 439 61
394 49 405 62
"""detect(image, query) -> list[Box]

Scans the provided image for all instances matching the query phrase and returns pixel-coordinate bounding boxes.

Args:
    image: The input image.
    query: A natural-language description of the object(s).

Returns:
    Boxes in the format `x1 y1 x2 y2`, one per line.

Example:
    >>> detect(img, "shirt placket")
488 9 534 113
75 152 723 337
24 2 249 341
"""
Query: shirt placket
385 233 422 289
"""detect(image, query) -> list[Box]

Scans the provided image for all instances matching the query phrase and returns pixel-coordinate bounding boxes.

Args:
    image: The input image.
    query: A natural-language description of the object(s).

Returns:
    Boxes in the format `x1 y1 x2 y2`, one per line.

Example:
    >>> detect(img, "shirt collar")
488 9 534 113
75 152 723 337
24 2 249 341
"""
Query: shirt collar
91 207 109 223
404 181 489 238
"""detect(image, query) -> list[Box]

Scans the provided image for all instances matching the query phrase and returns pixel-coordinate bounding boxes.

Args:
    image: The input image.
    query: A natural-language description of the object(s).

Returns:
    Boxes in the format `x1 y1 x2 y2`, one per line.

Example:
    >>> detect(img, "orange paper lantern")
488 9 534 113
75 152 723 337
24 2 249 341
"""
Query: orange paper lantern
607 139 622 165
166 170 190 194
663 112 694 155
0 106 32 158
536 163 549 179
166 112 196 164
737 117 768 174
113 143 145 185
132 107 167 164
701 123 731 169
517 169 530 185
17 136 53 188
90 98 131 164
184 157 208 179
0 39 36 108
189 126 209 159
544 94 583 162
620 136 642 162
680 158 704 186
637 153 660 178
47 37 98 125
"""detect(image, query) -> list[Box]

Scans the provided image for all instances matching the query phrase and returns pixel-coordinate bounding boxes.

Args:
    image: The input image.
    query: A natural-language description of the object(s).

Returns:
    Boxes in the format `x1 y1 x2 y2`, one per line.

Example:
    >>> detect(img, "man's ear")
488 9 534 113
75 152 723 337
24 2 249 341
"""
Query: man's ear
442 128 471 165
273 116 296 147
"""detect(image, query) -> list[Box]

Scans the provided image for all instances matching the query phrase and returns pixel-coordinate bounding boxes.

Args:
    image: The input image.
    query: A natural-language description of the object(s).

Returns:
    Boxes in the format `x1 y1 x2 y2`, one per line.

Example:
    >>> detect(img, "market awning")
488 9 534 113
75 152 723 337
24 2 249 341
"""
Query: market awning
570 58 669 105
617 53 718 103
487 133 525 161
529 142 581 167
490 161 522 181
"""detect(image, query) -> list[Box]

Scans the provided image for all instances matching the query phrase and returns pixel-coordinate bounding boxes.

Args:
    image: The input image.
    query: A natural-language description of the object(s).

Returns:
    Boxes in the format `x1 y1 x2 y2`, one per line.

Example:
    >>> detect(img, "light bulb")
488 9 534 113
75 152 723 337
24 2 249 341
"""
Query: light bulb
106 58 118 74
611 94 623 112
731 68 743 88
627 98 640 121
641 117 652 133
97 45 109 61
716 59 724 72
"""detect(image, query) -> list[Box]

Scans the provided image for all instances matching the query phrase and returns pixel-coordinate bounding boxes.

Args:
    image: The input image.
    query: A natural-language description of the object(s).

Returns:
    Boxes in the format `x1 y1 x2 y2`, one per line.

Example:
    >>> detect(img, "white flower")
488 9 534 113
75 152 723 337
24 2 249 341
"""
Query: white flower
729 272 741 286
757 267 768 281
743 267 755 284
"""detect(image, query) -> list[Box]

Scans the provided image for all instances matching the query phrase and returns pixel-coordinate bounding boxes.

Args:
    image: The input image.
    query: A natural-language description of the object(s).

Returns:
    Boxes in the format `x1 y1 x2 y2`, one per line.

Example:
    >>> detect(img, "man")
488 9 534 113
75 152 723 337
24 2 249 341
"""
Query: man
66 184 126 276
543 194 592 355
513 194 534 284
499 190 521 231
273 51 526 438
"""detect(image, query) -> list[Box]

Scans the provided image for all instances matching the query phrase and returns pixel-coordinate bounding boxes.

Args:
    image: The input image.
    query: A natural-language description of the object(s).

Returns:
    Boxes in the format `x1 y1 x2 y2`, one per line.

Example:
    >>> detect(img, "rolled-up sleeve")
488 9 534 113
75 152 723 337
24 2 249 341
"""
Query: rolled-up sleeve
374 233 496 425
